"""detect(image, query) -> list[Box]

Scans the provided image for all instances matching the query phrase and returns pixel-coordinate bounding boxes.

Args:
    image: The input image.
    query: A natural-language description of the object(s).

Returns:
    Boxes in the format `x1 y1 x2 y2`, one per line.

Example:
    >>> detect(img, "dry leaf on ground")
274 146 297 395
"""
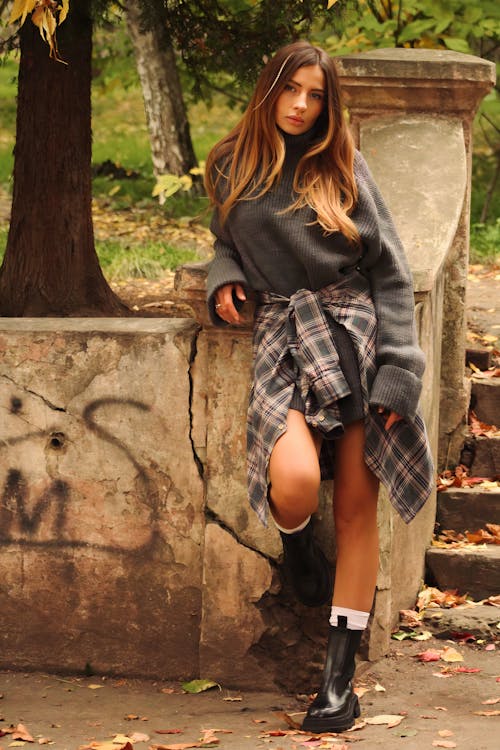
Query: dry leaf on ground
416 649 442 662
441 647 464 663
365 714 405 728
432 741 457 748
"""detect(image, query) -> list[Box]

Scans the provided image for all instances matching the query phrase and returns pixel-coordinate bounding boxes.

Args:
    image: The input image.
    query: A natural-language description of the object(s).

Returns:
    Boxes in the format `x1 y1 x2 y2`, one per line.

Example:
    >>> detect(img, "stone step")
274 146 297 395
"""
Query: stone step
423 603 500 639
426 546 500 600
436 487 500 533
470 435 500 478
470 375 500 425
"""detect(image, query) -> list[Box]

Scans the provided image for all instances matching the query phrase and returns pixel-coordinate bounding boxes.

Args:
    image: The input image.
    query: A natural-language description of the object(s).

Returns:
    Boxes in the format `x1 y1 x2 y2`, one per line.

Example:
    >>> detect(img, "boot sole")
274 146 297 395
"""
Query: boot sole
302 694 360 733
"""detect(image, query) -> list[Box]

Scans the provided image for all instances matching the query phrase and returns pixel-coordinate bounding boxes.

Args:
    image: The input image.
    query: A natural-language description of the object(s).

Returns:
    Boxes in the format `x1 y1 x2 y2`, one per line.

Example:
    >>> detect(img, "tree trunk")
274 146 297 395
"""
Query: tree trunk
0 0 129 316
125 0 198 178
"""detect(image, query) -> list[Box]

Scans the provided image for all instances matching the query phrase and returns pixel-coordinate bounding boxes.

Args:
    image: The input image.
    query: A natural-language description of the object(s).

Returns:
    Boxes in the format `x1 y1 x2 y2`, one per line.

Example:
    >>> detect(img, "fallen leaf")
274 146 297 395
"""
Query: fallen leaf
273 711 303 730
150 743 217 750
365 714 404 728
374 682 386 692
473 709 500 716
438 729 454 737
432 741 456 748
450 666 481 674
392 630 417 641
353 686 371 697
154 731 183 736
412 630 433 641
441 647 464 663
399 609 422 628
482 697 500 704
396 729 418 737
11 725 34 742
416 649 442 662
181 680 220 694
88 684 104 690
434 706 448 711
128 733 150 742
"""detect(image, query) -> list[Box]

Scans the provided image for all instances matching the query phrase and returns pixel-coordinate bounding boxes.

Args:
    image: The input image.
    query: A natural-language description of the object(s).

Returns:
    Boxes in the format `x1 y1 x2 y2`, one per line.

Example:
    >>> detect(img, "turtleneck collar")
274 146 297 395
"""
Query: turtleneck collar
279 126 318 153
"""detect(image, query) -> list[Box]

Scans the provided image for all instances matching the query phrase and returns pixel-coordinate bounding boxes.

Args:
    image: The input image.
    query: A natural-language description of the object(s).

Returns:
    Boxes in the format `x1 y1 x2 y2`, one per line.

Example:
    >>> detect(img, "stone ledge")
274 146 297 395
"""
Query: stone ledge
0 317 199 334
338 49 496 115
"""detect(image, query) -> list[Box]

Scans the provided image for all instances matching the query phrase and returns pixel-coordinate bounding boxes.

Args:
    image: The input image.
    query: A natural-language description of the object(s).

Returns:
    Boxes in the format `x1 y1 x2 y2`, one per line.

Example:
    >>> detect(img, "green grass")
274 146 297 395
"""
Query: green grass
96 238 199 280
0 57 16 186
470 220 500 265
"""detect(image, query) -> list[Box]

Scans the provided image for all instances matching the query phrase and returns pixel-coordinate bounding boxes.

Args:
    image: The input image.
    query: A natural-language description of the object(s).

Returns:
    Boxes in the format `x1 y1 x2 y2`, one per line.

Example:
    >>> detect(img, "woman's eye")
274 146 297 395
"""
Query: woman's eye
311 92 323 101
283 83 295 92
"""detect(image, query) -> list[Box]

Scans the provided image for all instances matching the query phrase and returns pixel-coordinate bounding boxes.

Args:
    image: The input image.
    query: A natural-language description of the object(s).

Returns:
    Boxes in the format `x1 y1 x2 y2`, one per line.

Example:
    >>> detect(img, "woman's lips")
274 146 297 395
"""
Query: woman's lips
286 115 304 125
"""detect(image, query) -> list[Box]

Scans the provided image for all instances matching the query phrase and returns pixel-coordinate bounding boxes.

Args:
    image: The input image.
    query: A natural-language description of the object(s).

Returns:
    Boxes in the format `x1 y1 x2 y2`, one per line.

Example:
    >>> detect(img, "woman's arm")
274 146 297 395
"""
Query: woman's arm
354 153 425 421
206 208 249 326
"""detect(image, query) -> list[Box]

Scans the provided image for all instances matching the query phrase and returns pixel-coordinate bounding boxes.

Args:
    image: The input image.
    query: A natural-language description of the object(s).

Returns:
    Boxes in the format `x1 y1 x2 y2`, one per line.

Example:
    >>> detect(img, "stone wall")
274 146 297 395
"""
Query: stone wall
0 50 495 690
0 320 205 679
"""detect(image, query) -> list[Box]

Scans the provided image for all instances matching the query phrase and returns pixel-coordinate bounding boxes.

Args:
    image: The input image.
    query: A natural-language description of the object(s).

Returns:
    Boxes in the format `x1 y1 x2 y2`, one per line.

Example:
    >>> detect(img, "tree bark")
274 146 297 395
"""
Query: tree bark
0 0 129 316
125 0 198 178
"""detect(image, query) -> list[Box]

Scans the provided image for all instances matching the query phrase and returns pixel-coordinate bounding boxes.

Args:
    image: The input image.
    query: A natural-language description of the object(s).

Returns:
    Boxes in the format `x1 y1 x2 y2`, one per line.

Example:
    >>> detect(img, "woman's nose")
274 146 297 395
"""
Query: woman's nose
294 93 307 112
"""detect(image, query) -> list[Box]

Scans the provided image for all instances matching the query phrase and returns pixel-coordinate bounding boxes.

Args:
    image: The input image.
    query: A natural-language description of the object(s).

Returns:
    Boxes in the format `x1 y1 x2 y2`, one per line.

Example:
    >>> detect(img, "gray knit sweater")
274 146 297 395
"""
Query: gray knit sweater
206 131 425 420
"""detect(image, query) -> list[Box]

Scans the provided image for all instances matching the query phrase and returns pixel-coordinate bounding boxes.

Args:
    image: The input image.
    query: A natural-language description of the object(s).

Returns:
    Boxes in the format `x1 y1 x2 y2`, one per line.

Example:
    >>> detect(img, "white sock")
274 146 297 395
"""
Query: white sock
330 606 370 631
273 515 311 534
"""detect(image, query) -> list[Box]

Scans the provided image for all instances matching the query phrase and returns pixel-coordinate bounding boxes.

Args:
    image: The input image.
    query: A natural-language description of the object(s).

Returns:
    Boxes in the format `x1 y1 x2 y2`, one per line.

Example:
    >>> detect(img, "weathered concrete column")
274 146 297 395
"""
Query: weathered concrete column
336 48 496 470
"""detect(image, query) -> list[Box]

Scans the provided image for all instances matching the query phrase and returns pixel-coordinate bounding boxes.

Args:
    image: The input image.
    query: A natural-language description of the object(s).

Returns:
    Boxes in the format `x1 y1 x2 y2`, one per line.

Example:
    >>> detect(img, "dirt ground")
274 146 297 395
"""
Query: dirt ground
1 633 499 750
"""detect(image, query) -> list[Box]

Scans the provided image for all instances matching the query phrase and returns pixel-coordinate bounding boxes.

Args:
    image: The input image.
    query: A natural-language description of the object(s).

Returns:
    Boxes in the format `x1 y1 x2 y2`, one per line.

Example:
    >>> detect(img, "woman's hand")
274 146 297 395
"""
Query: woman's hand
377 407 403 431
214 283 247 325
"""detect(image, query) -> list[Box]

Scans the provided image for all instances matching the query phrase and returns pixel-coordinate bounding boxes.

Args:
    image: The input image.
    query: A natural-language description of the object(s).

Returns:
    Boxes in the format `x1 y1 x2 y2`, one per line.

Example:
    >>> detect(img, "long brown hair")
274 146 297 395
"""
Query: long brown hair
204 41 359 243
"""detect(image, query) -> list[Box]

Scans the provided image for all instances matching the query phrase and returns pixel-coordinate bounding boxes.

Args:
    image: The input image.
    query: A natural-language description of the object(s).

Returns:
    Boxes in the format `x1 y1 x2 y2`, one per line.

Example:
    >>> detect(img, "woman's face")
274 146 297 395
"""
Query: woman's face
274 64 325 136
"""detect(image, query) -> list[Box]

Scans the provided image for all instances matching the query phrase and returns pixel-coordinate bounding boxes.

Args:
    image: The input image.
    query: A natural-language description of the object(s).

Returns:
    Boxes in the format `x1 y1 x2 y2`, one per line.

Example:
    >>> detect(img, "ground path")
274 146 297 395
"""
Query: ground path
1 633 499 749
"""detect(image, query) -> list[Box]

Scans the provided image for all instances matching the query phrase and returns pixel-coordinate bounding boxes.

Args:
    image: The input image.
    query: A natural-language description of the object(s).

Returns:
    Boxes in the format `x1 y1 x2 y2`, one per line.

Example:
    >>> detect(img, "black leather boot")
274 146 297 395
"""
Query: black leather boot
279 520 333 607
302 617 362 733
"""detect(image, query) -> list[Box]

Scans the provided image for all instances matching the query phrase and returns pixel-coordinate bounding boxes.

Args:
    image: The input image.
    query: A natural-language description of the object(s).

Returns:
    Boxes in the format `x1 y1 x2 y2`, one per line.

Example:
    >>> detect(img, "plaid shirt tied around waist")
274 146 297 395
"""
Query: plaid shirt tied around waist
247 280 434 526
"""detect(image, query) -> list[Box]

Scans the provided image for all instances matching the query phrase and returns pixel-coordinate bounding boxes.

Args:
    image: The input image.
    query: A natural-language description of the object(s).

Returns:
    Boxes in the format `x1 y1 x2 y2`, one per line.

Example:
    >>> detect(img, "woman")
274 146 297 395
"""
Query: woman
204 41 433 733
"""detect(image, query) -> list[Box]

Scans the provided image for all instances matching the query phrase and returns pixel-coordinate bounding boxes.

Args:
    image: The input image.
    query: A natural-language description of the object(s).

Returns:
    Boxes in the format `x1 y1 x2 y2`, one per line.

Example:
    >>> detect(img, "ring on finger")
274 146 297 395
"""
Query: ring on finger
215 303 222 308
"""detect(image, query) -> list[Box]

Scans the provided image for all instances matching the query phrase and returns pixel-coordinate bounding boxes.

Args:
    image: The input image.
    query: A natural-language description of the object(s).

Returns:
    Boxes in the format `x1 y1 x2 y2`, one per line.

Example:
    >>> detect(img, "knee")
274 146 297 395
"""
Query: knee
271 468 320 516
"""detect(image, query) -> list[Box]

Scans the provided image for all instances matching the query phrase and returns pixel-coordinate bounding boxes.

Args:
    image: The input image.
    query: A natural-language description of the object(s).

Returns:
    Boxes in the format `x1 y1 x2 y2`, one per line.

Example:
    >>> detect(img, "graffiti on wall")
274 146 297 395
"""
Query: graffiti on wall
0 395 170 554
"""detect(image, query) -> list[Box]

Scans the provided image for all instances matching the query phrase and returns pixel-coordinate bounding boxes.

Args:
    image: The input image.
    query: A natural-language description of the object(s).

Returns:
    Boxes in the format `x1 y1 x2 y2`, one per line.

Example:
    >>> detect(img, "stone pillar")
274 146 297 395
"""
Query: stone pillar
336 48 495 470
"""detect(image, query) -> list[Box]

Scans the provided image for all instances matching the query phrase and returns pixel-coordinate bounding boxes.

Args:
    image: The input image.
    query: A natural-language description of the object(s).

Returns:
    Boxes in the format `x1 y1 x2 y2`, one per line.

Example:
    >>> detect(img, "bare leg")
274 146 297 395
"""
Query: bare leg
332 419 379 612
268 409 332 607
268 409 322 529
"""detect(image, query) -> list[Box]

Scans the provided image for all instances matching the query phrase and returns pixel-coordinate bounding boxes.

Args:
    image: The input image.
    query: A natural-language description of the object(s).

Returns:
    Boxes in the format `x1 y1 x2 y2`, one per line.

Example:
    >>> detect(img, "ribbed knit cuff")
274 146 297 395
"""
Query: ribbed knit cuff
206 260 248 327
369 364 422 420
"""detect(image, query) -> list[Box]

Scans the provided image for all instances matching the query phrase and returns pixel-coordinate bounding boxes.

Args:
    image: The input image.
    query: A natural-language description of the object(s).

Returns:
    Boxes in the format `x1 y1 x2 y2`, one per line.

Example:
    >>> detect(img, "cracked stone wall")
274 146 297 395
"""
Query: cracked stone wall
0 319 205 679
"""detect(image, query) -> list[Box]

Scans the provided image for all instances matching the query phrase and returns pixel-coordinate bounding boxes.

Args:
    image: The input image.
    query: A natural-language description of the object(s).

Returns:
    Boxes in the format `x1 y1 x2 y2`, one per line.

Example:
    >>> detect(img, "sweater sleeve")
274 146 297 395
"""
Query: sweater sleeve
206 208 249 326
355 153 425 420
